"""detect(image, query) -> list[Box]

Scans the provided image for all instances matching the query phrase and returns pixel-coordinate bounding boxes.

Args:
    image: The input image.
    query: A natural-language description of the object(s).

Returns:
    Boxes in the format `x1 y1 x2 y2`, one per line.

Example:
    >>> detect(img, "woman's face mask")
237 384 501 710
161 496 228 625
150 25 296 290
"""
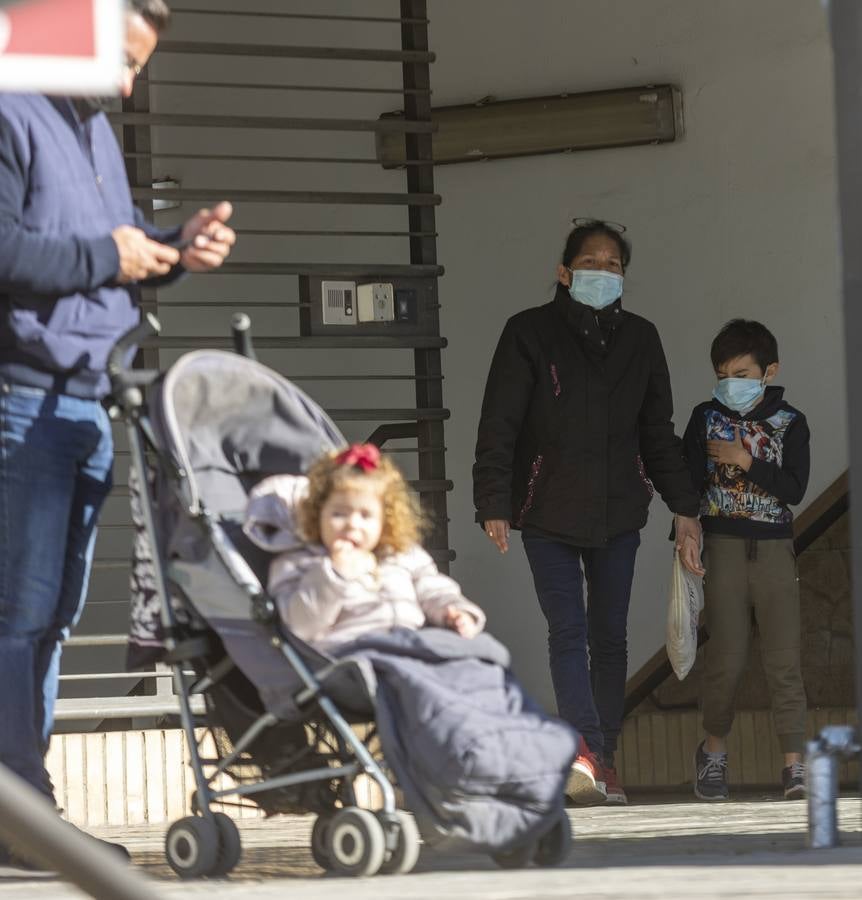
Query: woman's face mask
568 269 624 310
713 377 765 413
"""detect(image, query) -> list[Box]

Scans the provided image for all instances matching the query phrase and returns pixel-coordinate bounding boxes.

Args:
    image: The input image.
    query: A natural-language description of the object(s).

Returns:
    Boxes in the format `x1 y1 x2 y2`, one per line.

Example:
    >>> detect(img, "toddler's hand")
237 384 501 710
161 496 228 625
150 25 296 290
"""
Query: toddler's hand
443 605 480 638
330 540 377 580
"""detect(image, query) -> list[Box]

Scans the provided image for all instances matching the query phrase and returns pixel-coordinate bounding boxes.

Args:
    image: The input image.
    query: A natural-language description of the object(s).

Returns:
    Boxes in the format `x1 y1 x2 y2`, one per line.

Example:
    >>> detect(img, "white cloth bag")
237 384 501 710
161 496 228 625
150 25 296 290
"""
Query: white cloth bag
665 549 705 681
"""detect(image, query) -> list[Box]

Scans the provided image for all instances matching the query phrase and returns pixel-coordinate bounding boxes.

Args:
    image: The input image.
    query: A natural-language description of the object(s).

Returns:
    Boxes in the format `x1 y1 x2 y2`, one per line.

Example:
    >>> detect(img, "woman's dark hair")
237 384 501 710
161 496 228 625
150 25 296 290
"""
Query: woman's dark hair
561 219 632 271
128 0 171 32
710 319 779 372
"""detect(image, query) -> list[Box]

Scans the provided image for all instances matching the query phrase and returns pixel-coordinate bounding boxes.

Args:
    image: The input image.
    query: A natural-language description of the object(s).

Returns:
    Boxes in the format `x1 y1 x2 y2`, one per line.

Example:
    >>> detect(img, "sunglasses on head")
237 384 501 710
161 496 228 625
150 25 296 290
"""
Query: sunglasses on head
571 217 627 234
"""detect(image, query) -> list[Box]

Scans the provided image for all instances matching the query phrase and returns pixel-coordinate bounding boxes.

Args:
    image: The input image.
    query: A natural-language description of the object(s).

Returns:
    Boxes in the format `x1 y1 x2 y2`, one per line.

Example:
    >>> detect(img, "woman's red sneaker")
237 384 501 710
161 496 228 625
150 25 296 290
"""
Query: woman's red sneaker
566 739 607 805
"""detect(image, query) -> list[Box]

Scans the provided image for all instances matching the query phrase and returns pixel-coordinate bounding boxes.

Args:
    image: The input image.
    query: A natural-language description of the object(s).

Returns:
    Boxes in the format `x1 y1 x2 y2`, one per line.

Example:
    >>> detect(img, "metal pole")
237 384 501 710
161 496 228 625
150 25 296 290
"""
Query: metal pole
401 0 452 572
807 740 839 849
827 0 862 784
0 763 154 899
806 726 861 848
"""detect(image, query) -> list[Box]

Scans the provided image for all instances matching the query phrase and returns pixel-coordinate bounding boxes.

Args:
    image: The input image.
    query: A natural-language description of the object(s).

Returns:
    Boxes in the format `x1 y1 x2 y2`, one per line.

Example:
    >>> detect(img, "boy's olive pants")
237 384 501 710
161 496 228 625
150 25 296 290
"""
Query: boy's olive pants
701 533 807 755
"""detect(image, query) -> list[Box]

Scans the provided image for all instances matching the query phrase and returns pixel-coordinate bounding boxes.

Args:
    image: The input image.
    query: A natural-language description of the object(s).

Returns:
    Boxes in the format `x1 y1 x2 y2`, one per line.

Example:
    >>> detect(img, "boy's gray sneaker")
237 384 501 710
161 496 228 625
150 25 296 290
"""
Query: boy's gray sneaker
782 762 806 800
694 740 729 801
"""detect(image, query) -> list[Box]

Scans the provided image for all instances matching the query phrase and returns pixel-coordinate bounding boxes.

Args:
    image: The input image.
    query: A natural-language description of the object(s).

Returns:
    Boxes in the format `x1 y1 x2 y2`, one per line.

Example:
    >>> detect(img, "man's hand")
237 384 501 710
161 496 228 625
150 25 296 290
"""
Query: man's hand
330 540 377 581
442 605 481 638
675 515 705 576
483 519 510 554
707 426 752 471
112 226 180 283
179 201 236 272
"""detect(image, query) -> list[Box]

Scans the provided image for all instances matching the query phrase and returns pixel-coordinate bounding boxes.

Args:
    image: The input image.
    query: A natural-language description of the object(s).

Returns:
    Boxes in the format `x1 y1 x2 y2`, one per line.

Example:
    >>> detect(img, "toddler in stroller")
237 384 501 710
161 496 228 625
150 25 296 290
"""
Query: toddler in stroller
243 442 485 648
117 321 577 880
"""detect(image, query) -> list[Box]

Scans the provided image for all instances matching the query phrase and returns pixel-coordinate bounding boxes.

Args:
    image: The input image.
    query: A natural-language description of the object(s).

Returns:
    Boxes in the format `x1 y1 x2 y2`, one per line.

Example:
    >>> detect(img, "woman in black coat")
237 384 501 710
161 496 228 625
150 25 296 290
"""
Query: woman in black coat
473 219 703 807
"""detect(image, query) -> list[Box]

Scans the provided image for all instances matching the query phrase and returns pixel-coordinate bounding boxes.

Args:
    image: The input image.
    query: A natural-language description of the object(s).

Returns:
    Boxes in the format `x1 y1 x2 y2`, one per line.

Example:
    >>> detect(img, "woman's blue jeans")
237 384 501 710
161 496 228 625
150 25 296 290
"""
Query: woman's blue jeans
0 383 113 798
522 529 640 761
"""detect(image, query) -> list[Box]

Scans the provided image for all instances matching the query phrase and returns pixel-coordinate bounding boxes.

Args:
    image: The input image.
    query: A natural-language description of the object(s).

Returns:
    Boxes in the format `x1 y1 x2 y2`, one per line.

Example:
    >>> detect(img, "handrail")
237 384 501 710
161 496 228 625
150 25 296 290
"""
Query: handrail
58 634 196 722
65 634 127 646
623 471 850 717
793 471 849 555
155 40 436 65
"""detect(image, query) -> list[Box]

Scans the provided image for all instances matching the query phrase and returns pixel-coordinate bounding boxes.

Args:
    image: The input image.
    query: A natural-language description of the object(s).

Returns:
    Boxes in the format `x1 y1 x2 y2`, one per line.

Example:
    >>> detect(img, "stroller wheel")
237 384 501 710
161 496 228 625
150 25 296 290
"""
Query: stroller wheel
310 814 333 870
165 815 220 878
210 812 243 877
325 807 387 877
378 810 420 875
491 841 536 870
533 812 573 867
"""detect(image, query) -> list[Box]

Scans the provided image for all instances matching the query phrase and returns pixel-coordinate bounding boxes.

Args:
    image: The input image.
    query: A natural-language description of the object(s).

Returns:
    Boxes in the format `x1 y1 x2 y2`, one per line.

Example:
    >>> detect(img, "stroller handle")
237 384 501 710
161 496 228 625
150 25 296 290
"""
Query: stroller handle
107 312 161 394
231 312 257 361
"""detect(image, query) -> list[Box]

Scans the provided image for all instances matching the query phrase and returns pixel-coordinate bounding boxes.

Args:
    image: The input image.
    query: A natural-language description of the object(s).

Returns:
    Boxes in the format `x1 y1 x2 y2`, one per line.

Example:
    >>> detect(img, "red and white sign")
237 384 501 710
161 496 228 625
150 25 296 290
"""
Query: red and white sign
0 0 122 95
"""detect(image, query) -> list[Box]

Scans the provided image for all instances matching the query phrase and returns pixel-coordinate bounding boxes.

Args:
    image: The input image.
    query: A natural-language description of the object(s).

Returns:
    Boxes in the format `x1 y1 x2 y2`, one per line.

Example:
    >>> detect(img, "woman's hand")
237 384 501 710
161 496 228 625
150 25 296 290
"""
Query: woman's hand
443 605 481 638
483 519 510 554
330 540 377 580
675 515 705 576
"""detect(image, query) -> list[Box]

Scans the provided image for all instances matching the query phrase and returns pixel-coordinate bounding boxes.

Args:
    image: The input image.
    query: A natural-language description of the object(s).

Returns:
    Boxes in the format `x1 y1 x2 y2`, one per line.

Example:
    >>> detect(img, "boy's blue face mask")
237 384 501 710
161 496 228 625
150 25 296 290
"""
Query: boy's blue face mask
713 377 765 413
568 269 624 309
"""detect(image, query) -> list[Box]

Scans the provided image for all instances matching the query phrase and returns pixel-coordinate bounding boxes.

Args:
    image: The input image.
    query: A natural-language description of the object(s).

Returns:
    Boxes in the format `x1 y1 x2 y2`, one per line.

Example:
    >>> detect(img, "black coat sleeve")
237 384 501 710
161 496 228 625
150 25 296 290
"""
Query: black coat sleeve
746 412 810 506
638 324 701 517
0 112 118 295
682 406 707 502
472 318 536 524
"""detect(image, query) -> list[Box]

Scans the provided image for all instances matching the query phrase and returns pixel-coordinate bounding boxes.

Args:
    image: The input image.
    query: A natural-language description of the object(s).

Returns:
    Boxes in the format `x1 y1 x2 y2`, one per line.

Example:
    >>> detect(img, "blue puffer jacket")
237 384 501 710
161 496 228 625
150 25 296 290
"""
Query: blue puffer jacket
0 94 181 398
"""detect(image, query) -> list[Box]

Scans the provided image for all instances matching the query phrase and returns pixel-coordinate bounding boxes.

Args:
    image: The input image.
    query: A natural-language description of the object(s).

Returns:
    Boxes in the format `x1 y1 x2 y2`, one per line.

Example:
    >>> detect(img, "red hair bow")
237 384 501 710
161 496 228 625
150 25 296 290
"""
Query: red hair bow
335 443 381 472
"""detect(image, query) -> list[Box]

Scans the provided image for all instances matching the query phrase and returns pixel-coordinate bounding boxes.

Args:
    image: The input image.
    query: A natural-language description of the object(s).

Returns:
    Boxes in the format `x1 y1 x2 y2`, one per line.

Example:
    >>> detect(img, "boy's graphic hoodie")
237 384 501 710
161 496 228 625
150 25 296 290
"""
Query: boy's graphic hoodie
682 386 810 539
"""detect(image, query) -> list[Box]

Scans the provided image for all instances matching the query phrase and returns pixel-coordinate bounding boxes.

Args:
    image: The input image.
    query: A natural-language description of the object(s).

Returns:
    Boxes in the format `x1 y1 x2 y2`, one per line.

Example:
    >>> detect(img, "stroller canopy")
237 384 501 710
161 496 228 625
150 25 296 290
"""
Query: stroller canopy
154 349 345 518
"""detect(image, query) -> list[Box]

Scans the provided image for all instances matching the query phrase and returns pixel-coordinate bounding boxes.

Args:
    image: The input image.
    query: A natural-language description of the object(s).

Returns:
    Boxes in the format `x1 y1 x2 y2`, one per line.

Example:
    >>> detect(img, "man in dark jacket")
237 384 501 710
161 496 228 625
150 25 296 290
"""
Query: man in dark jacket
0 0 235 855
473 219 701 807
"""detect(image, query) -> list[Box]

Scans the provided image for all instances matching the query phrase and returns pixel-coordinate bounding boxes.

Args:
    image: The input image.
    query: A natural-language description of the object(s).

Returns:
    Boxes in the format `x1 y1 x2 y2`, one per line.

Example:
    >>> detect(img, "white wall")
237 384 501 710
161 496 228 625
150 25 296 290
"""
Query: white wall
111 0 844 712
428 0 845 707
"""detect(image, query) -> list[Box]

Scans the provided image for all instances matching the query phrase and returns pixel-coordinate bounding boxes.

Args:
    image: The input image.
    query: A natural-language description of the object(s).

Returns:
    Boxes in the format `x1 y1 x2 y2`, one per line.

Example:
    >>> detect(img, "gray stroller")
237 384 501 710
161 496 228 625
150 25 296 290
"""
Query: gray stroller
109 314 573 880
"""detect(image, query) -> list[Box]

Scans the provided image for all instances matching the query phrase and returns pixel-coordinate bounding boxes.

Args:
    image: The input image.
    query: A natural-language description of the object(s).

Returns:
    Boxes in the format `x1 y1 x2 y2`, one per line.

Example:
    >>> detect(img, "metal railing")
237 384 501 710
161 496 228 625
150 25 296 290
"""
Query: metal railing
60 0 450 727
57 635 203 723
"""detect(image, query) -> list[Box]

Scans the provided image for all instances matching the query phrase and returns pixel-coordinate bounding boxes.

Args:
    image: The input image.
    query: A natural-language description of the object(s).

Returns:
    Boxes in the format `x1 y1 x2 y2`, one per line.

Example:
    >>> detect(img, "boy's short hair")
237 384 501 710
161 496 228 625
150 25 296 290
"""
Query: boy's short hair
710 319 779 373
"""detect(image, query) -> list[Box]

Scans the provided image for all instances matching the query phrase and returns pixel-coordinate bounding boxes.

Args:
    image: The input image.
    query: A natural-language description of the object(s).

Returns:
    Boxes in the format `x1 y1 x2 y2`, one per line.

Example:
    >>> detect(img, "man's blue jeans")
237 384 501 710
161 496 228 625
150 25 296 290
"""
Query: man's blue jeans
0 382 113 798
522 529 640 761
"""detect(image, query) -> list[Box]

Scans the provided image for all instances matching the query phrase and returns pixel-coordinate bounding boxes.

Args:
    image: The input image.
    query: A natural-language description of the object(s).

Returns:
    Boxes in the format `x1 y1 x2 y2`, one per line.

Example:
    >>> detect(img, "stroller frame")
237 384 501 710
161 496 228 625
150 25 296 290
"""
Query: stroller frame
108 315 412 879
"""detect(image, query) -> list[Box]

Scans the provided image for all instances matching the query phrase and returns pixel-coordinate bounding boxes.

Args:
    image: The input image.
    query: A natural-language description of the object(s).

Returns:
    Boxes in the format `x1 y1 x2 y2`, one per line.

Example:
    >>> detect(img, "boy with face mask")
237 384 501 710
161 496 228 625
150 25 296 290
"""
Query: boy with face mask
682 319 810 802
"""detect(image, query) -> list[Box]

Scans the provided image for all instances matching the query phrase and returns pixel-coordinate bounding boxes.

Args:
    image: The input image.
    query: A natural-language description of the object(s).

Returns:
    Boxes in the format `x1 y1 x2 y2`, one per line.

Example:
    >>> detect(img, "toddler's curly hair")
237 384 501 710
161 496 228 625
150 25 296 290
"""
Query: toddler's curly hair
297 448 423 554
